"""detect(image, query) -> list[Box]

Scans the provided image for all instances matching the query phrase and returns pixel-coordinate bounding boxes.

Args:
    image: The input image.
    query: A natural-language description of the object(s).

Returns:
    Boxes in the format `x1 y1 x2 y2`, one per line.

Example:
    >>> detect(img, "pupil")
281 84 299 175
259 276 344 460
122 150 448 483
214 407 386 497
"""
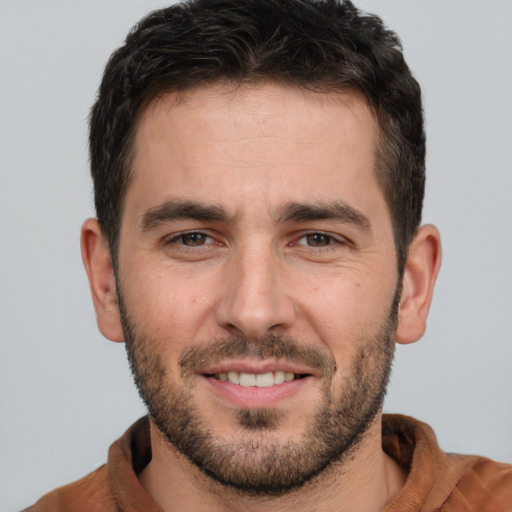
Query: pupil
184 233 204 246
308 234 329 246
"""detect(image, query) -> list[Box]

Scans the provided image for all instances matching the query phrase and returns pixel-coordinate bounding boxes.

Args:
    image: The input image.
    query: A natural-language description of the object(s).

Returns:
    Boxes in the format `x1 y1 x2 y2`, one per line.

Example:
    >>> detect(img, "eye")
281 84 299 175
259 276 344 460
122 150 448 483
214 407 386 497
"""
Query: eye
302 233 333 247
169 231 214 247
296 232 341 247
162 230 224 260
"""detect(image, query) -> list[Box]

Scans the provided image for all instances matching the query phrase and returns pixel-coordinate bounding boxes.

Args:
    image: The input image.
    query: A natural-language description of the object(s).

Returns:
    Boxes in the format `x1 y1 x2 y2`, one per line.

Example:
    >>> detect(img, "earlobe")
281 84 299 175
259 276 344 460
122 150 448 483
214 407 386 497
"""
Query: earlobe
395 224 442 345
81 218 124 342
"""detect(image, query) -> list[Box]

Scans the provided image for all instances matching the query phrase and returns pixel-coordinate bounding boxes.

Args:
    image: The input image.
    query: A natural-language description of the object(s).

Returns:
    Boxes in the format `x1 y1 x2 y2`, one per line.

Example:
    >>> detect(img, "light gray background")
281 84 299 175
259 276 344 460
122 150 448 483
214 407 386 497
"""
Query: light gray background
1 1 511 510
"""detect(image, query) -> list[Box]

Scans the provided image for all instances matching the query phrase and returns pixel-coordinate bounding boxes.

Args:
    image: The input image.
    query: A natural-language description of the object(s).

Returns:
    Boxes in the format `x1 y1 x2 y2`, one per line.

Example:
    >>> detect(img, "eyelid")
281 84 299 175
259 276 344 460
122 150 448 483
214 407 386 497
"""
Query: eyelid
168 230 214 243
162 230 222 252
162 228 350 249
294 230 349 246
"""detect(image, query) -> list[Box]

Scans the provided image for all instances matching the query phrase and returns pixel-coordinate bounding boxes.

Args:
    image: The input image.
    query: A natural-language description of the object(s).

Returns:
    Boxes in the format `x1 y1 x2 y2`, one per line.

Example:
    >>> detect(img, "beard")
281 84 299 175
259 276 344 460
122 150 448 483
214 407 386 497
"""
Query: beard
120 292 398 496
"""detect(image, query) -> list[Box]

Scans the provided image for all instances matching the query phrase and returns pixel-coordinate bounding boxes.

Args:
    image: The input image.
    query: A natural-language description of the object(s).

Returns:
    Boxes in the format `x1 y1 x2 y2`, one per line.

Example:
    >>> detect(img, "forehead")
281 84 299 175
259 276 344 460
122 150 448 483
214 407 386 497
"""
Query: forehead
128 83 384 221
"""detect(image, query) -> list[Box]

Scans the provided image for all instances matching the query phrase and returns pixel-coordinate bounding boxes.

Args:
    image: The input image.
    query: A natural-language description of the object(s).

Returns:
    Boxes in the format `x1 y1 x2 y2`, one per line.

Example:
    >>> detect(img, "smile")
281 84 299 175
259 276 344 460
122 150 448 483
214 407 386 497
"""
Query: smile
201 366 315 408
212 371 304 387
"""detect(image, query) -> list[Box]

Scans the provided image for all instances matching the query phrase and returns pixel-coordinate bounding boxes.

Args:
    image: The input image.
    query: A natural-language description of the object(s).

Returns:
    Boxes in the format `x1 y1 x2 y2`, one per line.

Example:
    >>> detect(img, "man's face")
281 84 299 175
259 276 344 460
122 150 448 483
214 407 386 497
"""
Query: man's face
116 84 400 493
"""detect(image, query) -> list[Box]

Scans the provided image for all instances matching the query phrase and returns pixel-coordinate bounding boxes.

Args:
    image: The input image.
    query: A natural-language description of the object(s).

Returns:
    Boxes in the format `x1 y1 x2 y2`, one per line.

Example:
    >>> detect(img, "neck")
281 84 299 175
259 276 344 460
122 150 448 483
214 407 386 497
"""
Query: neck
139 415 407 512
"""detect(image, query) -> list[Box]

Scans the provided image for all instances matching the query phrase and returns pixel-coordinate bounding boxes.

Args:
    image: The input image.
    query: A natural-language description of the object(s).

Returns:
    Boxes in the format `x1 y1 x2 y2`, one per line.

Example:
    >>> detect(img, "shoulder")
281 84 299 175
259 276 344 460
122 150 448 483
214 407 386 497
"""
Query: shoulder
22 464 117 512
382 414 512 511
443 453 512 510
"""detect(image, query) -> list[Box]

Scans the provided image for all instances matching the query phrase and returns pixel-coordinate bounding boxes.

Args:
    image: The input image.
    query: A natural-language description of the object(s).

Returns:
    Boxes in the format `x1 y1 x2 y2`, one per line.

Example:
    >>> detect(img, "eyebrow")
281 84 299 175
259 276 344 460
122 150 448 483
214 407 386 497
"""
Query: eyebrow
140 199 372 234
140 200 231 232
274 201 372 233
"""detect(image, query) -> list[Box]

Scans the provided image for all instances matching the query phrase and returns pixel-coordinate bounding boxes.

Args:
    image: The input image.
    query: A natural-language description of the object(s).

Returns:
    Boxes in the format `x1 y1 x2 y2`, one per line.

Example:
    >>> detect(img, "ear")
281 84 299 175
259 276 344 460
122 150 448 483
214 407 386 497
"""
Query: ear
395 224 442 345
81 218 124 342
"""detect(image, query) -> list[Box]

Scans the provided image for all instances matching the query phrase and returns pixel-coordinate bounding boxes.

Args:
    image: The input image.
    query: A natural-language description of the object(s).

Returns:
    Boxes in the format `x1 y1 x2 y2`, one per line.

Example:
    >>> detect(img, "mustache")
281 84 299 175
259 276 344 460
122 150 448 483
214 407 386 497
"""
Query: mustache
179 334 336 378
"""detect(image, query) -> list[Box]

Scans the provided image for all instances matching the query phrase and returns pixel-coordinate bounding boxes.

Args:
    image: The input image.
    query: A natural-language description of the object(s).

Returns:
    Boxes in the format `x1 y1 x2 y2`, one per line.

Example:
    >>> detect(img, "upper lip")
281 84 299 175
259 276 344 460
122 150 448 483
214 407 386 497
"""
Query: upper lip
199 359 318 377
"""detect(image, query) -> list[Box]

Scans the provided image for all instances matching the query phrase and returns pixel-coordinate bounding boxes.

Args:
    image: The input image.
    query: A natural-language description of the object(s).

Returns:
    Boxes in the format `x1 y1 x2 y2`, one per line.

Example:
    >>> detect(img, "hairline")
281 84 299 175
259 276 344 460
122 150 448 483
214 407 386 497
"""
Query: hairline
107 79 403 270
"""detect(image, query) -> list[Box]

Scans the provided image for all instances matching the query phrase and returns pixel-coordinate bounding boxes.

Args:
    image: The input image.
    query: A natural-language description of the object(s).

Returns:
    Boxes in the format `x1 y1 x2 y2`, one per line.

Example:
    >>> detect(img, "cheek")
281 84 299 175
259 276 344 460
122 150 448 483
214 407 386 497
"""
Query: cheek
121 264 222 346
299 272 395 354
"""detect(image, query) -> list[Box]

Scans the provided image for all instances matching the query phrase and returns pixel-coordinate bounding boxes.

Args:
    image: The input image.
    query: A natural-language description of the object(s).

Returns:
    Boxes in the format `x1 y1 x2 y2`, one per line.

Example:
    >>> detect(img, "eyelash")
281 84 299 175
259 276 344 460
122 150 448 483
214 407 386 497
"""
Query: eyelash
164 230 347 252
294 231 347 249
165 231 217 250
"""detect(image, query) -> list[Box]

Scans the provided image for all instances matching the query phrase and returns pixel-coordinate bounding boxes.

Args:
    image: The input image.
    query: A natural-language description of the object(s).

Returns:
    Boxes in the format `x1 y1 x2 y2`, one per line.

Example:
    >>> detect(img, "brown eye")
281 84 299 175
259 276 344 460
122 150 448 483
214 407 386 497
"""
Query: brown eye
179 232 209 246
305 233 332 247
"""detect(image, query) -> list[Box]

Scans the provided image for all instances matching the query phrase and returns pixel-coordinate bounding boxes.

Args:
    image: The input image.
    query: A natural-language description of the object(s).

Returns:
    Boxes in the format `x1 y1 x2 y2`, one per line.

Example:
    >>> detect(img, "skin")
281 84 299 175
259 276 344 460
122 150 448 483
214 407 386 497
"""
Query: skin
82 83 441 511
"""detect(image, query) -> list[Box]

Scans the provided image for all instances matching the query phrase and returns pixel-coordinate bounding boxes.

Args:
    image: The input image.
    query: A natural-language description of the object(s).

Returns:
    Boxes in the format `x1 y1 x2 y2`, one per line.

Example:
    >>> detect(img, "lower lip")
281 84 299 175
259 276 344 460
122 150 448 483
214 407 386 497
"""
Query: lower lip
201 375 313 408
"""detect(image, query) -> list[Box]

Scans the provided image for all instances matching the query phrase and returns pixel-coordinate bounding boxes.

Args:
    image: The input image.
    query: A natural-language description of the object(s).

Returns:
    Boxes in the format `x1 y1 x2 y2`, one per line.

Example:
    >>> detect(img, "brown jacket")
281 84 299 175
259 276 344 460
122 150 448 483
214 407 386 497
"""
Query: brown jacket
24 415 512 511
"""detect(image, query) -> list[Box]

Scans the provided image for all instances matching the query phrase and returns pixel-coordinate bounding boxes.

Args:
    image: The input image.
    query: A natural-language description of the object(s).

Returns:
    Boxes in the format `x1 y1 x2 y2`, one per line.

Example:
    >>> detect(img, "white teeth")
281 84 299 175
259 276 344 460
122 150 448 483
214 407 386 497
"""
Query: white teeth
255 372 274 387
239 373 256 387
216 371 299 387
274 370 285 384
227 371 240 384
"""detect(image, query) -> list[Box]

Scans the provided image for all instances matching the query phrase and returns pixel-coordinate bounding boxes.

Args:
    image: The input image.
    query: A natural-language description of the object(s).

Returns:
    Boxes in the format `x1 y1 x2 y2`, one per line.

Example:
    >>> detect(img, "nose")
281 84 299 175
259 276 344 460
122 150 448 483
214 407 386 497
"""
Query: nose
215 244 296 339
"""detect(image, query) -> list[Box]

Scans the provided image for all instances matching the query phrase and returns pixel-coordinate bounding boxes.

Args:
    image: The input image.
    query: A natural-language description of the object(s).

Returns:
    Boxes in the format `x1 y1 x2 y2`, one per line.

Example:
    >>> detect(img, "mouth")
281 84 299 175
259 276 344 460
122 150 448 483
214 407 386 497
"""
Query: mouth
197 360 318 408
199 364 315 409
205 370 310 387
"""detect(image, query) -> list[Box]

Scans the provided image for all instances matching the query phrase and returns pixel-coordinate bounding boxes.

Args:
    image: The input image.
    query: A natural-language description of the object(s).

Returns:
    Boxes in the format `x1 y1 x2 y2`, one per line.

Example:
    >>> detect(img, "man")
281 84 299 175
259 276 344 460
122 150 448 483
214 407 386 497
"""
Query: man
25 0 512 510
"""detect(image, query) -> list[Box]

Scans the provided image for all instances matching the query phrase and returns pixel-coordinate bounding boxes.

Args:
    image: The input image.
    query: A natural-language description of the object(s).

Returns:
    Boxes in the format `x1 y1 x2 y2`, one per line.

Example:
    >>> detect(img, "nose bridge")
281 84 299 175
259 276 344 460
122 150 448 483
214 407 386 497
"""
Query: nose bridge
215 238 295 338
